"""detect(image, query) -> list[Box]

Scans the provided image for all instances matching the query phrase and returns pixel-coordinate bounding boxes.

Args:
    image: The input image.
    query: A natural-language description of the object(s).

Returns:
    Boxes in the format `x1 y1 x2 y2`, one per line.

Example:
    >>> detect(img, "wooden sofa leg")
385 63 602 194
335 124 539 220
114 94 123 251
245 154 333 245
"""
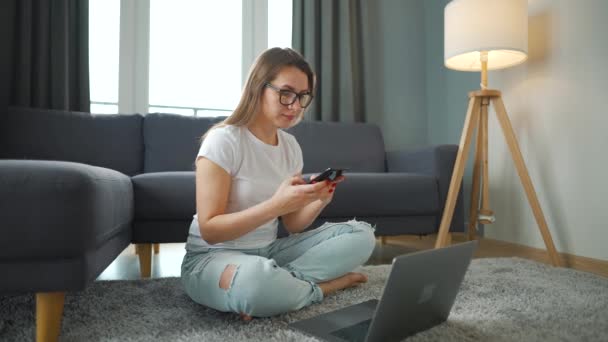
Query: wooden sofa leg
154 243 160 254
380 236 387 245
137 243 152 278
36 292 65 342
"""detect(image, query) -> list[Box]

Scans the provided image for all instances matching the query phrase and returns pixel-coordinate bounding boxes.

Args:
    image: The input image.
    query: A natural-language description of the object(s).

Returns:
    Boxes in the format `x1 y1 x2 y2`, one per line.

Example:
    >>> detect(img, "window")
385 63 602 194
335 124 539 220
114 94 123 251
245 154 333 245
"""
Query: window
89 0 120 114
268 0 292 49
149 0 241 116
89 0 292 116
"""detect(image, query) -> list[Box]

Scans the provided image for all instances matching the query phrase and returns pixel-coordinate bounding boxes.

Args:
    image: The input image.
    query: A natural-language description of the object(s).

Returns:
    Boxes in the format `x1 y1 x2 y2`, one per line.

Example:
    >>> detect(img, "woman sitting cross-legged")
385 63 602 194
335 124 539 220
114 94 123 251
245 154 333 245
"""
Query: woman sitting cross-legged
180 47 377 320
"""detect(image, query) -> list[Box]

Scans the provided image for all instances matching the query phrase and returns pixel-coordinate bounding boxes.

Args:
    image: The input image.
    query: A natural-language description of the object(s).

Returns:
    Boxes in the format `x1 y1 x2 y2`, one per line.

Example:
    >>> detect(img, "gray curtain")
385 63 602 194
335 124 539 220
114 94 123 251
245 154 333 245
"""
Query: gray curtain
292 0 367 123
3 0 90 112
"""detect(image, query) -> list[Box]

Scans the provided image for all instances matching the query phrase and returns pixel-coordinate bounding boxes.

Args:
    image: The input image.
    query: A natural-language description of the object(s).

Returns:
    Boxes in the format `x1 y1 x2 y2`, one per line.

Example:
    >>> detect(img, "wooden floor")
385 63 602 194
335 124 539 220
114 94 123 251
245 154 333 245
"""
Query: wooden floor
97 234 608 281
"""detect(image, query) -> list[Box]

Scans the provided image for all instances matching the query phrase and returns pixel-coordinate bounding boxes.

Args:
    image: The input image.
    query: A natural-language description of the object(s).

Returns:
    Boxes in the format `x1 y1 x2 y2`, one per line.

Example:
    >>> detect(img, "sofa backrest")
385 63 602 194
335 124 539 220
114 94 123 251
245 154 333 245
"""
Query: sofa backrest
287 120 386 173
143 114 387 173
0 106 144 176
143 113 224 172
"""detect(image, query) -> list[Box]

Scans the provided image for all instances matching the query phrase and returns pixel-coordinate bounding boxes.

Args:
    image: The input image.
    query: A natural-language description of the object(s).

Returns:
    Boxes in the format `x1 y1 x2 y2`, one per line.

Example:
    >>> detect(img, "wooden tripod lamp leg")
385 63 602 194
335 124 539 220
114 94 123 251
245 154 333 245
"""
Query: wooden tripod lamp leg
492 97 562 267
468 110 483 240
435 97 481 248
478 99 495 224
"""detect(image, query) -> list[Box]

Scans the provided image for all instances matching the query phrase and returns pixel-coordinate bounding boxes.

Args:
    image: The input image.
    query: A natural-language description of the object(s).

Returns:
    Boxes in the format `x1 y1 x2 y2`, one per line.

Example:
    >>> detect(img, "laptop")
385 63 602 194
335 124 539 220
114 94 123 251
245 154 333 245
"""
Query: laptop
289 240 477 342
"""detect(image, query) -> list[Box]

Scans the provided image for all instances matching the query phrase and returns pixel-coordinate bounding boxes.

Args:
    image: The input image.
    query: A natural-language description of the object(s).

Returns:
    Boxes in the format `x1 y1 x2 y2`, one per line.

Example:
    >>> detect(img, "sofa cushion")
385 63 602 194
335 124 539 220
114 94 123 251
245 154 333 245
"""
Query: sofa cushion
132 221 191 244
0 106 144 176
133 171 196 220
143 113 225 172
0 160 133 259
132 171 438 223
287 121 386 173
312 172 439 217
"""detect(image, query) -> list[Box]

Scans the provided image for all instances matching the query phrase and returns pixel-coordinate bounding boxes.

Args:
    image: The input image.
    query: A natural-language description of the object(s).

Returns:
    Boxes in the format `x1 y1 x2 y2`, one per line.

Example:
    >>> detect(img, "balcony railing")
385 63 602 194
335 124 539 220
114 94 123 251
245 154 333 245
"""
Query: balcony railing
90 101 232 117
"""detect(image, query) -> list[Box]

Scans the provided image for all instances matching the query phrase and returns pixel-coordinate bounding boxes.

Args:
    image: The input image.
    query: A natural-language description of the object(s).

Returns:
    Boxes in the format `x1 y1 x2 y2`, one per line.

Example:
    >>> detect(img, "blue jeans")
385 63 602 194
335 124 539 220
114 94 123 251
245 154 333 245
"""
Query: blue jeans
180 220 376 317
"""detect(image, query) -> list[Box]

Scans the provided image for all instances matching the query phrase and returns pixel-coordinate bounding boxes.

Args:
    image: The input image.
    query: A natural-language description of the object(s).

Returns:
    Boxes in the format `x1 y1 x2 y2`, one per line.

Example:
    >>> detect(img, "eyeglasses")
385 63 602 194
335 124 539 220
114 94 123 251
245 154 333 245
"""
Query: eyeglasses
265 83 313 108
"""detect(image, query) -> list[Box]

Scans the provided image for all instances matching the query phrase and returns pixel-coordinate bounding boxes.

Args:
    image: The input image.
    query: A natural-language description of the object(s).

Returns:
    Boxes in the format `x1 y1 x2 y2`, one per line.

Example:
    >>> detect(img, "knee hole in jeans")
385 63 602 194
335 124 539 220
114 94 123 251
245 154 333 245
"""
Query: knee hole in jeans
219 264 238 290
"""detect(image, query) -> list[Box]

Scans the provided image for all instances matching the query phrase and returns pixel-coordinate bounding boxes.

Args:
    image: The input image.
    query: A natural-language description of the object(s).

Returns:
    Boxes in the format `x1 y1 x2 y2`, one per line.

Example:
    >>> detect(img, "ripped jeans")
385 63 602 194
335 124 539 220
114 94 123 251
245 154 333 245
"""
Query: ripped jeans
180 220 376 317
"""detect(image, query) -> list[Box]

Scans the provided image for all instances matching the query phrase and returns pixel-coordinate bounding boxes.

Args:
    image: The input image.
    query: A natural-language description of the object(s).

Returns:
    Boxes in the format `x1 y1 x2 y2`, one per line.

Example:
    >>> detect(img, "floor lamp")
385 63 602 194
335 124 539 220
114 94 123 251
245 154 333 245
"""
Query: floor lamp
434 0 562 267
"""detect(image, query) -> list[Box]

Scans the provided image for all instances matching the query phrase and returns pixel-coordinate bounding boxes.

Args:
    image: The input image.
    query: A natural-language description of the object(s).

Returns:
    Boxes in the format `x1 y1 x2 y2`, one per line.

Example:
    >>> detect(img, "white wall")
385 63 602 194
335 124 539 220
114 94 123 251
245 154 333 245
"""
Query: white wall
484 0 608 261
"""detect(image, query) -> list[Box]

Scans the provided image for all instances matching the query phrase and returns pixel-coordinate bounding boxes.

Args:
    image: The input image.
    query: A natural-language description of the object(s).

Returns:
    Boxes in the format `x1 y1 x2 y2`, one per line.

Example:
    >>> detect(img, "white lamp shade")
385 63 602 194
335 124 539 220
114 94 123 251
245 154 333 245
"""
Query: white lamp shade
444 0 528 71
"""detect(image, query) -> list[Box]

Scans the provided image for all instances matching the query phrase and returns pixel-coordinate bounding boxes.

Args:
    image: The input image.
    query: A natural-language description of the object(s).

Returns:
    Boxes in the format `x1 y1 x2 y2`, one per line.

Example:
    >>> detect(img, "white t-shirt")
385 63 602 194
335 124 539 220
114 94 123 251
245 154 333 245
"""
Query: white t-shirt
186 125 304 251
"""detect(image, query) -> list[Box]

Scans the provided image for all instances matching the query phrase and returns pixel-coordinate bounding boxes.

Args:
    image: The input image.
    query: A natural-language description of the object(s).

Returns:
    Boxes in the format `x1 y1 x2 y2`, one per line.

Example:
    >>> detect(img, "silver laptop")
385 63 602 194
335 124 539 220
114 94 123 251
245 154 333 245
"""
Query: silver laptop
289 240 477 342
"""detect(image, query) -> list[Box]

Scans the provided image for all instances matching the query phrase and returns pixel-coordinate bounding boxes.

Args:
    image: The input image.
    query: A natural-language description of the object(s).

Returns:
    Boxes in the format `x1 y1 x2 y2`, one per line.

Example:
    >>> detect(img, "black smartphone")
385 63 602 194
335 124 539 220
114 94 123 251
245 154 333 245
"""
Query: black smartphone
308 168 348 184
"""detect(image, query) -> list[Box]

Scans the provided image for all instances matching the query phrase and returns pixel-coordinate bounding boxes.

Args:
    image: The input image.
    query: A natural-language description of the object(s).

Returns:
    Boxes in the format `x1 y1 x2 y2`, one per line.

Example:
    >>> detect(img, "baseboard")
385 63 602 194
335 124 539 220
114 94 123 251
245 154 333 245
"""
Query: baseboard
386 233 608 278
482 237 608 278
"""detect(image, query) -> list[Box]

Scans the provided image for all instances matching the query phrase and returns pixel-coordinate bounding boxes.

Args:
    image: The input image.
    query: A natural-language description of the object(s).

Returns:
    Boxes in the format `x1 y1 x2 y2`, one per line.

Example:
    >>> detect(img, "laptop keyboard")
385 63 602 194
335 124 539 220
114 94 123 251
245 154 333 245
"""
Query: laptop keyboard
329 319 372 342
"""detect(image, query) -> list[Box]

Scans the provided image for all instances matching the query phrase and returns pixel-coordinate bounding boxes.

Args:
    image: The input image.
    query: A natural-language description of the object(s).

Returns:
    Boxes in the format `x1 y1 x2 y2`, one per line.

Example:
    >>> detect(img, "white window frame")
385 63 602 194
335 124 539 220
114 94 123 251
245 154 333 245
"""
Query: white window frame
104 0 270 115
242 0 268 85
118 0 150 114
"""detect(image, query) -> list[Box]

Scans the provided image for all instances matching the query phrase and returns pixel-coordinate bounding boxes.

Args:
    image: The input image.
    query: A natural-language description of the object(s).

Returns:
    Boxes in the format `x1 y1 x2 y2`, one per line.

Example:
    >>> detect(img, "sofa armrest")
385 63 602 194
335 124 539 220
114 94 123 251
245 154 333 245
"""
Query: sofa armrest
386 145 465 232
0 160 133 260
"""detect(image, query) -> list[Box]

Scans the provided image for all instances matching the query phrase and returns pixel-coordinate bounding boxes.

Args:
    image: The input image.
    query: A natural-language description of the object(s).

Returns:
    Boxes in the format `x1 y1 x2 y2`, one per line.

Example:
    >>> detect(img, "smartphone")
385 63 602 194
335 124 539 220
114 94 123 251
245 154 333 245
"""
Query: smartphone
308 168 348 184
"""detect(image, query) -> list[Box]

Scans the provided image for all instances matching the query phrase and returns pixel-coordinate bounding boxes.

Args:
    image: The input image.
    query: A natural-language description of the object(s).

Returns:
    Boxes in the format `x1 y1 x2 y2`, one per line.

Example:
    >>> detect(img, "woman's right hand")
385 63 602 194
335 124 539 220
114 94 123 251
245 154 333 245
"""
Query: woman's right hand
270 174 330 215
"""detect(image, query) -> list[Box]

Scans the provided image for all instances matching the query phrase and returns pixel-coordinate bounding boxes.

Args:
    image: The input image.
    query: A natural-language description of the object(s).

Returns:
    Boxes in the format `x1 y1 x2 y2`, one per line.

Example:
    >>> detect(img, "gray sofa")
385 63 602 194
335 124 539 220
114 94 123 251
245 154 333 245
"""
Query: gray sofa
0 106 463 338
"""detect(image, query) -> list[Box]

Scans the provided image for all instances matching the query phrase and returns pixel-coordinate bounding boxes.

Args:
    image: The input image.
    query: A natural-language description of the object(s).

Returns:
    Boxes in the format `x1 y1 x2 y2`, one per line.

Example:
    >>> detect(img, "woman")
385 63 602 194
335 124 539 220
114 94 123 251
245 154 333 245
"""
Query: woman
181 47 376 320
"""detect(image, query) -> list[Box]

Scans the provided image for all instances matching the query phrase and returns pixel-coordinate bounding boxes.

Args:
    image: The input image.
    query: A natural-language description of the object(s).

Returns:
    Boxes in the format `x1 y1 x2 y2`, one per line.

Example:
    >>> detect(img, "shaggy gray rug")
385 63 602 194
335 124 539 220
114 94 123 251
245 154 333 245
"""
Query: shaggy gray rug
1 258 607 341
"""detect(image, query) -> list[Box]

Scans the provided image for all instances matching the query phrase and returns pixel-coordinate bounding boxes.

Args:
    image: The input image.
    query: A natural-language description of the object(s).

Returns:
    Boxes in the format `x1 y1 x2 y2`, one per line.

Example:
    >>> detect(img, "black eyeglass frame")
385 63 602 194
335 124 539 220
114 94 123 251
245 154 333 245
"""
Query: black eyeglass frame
264 83 314 108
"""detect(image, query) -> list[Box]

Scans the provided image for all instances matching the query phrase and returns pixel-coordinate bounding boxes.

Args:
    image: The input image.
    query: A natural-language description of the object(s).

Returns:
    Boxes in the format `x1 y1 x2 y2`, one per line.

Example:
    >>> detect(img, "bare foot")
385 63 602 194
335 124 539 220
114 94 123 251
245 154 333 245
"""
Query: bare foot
240 312 252 321
318 272 368 296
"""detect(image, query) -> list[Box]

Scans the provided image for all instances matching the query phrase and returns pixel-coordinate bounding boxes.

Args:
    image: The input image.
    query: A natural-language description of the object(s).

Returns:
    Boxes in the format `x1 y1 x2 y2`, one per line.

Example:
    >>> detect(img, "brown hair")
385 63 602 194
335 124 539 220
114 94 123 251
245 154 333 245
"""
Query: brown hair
202 47 315 140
